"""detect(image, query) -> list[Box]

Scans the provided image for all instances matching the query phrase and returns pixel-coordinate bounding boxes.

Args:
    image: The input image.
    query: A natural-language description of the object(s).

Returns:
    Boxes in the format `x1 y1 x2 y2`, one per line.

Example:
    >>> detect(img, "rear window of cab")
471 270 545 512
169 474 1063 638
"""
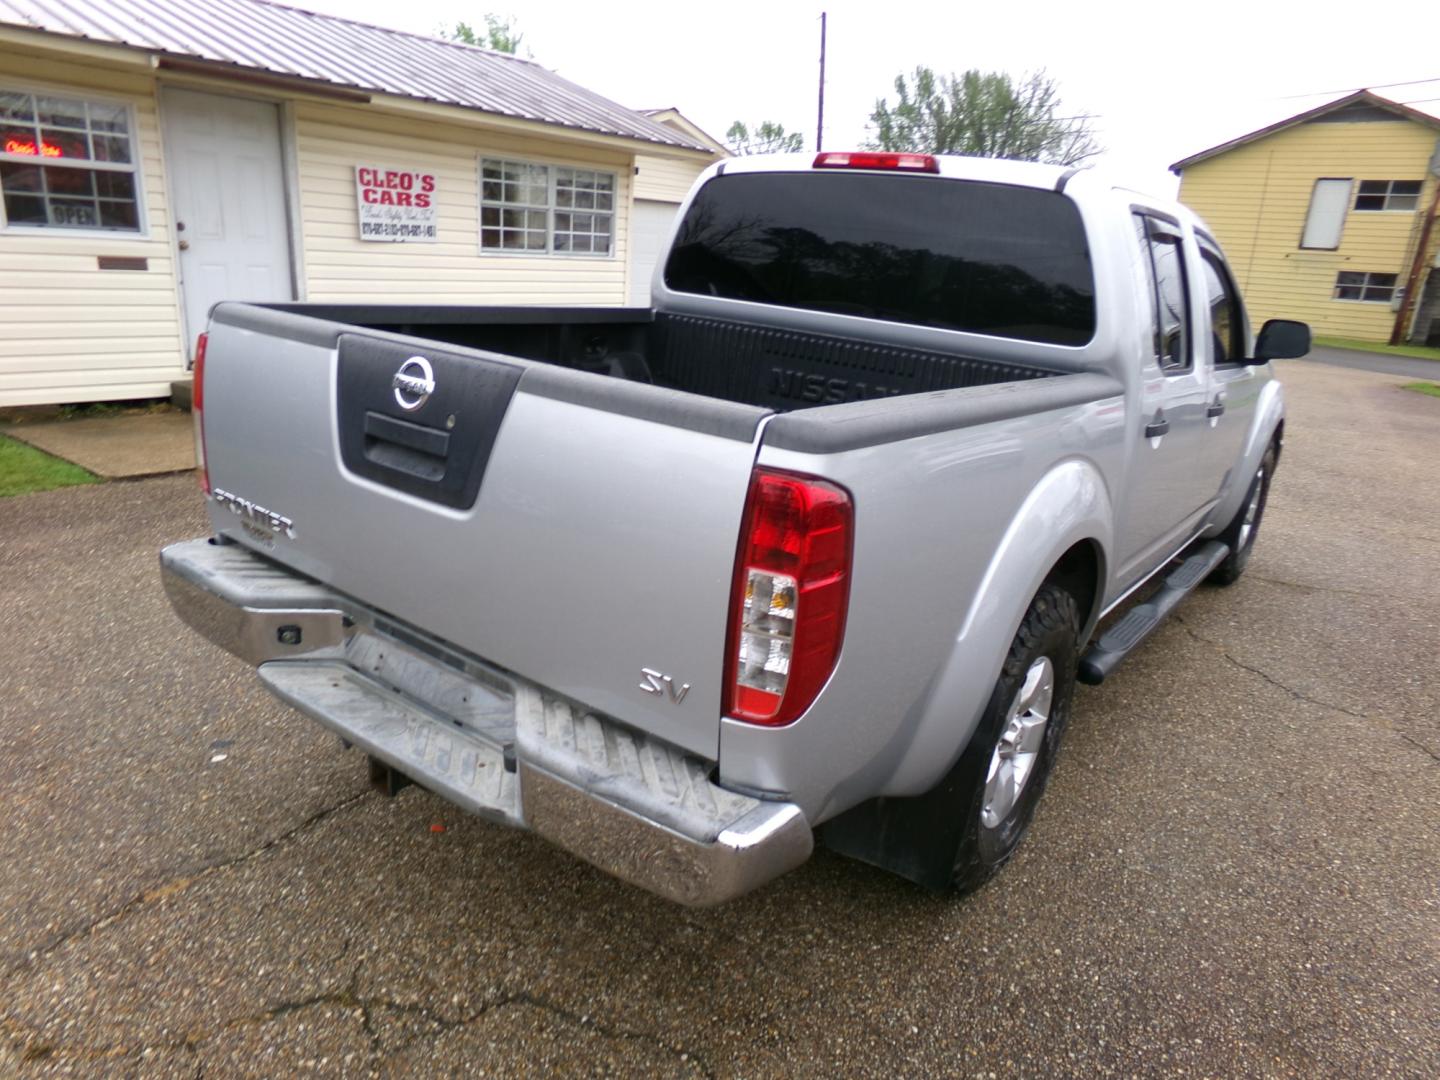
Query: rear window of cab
664 171 1095 347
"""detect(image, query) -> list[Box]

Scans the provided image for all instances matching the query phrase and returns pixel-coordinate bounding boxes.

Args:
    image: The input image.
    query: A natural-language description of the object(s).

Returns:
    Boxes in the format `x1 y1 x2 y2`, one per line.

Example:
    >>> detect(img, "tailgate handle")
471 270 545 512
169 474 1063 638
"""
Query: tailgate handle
364 411 450 481
365 411 450 457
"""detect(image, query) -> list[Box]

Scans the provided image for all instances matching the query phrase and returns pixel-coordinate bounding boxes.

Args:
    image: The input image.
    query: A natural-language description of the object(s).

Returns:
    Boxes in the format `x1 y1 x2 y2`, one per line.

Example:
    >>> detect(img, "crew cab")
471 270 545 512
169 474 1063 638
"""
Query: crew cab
161 151 1309 905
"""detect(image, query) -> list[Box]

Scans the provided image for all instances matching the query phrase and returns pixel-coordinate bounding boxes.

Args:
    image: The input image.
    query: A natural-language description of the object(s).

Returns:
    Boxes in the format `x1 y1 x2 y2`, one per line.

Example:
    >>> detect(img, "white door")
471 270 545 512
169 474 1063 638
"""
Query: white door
162 89 293 356
628 199 680 306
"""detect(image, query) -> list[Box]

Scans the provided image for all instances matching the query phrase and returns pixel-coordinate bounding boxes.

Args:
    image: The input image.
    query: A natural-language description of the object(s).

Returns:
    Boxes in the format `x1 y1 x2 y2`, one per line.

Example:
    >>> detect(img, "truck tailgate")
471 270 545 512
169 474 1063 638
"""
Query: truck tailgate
199 305 769 759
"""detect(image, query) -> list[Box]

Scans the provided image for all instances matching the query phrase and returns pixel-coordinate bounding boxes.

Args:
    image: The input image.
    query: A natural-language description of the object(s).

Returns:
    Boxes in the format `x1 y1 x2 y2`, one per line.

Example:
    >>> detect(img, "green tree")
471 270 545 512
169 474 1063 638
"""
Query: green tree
446 14 526 55
867 68 1100 166
726 120 806 156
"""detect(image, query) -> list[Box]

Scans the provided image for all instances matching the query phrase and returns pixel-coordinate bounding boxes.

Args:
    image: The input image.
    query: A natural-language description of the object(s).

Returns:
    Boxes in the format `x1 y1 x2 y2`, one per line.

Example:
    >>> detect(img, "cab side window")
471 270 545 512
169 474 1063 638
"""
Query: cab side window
1198 249 1246 366
1133 214 1190 373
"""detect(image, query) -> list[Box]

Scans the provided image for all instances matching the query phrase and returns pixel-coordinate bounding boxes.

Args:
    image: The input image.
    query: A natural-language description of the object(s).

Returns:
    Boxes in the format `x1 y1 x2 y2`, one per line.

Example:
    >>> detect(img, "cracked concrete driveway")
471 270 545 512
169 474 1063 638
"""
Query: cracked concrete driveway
1 359 1437 1077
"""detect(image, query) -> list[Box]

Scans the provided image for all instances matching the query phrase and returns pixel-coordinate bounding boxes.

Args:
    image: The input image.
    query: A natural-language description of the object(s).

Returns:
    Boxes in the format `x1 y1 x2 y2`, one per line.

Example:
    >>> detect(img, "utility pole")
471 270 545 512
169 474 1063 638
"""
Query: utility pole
816 12 827 152
1390 140 1440 345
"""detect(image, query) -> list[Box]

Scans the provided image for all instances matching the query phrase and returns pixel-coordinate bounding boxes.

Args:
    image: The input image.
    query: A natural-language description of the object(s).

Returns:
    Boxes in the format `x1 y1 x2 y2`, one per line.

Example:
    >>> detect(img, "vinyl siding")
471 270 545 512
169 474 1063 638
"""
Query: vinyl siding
633 153 708 203
294 102 634 305
1178 118 1440 341
0 46 186 406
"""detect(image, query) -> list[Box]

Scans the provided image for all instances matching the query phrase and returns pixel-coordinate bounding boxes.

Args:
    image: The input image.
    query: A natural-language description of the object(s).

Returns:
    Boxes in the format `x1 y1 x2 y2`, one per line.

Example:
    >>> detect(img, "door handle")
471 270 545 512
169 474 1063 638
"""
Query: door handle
178 239 190 251
1206 399 1225 418
1145 411 1170 439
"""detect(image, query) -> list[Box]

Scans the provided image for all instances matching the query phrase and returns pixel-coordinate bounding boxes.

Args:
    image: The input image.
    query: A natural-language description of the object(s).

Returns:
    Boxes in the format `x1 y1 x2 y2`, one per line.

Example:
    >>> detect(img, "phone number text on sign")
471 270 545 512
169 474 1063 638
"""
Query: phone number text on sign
355 166 438 243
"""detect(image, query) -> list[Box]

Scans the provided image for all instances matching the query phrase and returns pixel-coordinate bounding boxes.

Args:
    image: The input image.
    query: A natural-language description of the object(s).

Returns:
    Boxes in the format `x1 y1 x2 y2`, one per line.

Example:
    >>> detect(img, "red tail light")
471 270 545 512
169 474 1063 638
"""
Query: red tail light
192 332 209 493
724 469 853 727
813 151 939 173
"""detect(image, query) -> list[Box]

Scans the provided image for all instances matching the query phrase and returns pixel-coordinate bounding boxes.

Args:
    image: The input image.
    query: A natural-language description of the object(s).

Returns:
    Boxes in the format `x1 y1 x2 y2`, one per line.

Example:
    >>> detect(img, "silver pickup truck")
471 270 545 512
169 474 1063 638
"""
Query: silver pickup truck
161 151 1309 905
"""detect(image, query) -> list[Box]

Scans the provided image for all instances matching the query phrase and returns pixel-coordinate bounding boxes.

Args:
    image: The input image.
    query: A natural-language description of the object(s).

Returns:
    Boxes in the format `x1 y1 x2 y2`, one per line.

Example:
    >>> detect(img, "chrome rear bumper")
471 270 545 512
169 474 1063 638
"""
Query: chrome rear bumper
160 538 811 906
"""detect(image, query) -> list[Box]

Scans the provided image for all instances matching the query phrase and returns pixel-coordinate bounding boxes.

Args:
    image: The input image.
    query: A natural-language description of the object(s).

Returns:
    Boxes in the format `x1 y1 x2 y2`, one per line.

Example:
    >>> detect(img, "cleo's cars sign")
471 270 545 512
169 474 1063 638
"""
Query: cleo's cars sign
355 166 438 242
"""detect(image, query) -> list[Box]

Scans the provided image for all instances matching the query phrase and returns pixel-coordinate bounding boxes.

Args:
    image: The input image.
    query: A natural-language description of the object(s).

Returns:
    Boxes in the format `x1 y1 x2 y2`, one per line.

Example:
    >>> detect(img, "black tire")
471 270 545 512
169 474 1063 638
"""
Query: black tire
951 583 1080 893
1208 442 1277 587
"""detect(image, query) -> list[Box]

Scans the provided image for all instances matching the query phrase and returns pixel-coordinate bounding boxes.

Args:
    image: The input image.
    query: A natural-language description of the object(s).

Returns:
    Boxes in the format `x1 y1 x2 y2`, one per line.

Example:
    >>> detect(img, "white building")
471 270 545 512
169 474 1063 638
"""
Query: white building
0 0 723 406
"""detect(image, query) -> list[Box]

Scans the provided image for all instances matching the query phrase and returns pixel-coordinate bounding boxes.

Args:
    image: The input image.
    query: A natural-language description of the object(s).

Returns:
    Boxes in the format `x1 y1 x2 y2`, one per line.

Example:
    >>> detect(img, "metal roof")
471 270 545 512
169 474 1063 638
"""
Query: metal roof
0 0 711 152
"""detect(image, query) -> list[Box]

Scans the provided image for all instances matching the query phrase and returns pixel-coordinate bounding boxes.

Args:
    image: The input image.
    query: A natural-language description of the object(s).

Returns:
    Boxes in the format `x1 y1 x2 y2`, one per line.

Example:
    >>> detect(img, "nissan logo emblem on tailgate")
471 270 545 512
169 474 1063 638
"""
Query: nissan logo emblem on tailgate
392 356 435 411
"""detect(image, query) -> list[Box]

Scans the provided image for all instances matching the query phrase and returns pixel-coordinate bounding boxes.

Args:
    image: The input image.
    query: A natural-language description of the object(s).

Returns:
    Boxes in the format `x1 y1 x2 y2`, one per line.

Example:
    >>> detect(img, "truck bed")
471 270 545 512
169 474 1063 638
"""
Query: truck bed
261 304 1058 412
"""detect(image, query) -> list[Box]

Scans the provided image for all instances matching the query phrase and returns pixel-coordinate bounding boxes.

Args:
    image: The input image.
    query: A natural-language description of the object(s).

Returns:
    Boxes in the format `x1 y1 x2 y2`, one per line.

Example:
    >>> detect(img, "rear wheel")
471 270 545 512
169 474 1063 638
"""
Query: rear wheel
951 583 1080 892
1209 442 1277 587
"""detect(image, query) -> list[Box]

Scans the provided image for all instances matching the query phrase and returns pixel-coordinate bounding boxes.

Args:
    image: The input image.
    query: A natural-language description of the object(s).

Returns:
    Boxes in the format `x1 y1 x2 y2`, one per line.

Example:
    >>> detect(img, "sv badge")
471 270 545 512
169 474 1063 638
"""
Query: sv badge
639 668 691 705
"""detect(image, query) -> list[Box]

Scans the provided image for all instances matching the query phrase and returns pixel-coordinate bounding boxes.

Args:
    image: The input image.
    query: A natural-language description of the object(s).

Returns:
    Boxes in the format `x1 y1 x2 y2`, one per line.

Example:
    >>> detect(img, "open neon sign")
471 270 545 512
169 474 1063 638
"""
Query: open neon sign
5 137 63 158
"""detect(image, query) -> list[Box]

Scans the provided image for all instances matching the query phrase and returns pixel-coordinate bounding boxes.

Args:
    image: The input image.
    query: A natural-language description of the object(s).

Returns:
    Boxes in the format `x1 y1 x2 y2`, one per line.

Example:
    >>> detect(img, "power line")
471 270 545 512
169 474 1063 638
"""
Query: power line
1278 75 1440 100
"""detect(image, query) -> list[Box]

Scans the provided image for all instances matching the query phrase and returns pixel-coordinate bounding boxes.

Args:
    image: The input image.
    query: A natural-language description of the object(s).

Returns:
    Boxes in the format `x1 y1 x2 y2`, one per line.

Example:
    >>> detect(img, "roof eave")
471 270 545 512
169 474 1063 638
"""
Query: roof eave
1170 90 1440 174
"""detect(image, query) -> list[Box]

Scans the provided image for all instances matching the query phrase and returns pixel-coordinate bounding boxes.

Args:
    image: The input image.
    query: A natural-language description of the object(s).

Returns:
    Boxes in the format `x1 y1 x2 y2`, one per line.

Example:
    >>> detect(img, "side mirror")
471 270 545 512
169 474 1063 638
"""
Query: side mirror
1251 319 1311 363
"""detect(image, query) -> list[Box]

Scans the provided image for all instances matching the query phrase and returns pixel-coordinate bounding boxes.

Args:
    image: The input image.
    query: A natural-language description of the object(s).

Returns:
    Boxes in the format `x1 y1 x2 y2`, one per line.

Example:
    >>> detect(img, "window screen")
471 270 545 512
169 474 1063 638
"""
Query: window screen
1300 179 1351 250
664 172 1095 346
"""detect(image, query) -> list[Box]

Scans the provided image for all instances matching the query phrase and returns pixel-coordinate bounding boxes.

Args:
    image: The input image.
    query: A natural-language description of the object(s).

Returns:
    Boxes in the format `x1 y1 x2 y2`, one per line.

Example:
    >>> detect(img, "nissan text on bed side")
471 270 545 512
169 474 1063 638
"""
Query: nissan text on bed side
160 151 1310 905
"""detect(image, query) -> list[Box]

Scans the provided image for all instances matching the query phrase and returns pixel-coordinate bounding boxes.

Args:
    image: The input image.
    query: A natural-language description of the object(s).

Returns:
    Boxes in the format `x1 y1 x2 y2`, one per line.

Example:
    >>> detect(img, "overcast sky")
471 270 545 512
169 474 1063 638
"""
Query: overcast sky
294 0 1439 197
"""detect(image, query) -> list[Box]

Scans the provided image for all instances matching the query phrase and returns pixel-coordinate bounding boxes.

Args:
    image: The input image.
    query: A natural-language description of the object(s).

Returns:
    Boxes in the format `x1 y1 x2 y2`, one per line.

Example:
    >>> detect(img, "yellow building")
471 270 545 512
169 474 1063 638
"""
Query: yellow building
1173 91 1440 346
0 0 721 407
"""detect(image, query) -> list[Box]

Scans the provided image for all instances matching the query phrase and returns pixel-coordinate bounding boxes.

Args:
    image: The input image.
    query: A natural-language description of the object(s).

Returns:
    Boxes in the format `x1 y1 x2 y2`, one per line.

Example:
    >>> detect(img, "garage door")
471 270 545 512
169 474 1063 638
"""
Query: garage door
629 199 681 306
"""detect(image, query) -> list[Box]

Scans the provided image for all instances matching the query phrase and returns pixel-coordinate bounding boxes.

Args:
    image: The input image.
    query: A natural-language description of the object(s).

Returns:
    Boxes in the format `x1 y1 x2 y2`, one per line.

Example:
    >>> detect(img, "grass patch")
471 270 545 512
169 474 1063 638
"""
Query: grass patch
0 434 98 497
1312 336 1440 362
1402 381 1440 399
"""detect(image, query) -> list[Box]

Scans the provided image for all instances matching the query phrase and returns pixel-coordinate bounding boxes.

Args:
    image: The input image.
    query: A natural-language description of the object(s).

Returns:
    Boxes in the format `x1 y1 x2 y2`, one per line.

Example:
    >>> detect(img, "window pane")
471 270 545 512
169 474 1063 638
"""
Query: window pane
555 186 572 207
1370 274 1397 287
94 170 135 199
45 167 94 196
0 91 33 122
596 191 613 211
1336 271 1365 286
93 134 130 164
1390 195 1418 212
1392 181 1422 196
554 232 570 251
593 234 611 254
1353 194 1384 211
35 96 86 129
39 127 89 161
87 103 128 133
1335 285 1363 300
1 124 40 155
665 171 1096 344
1357 180 1386 194
481 227 501 248
1151 237 1188 367
1199 251 1240 364
481 205 498 227
0 161 42 192
99 200 138 229
2 191 45 224
524 231 546 250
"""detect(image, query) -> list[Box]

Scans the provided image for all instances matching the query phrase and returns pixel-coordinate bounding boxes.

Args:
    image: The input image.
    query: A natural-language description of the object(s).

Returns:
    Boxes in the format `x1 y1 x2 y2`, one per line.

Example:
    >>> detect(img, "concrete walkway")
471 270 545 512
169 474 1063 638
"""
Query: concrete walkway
2 410 195 479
